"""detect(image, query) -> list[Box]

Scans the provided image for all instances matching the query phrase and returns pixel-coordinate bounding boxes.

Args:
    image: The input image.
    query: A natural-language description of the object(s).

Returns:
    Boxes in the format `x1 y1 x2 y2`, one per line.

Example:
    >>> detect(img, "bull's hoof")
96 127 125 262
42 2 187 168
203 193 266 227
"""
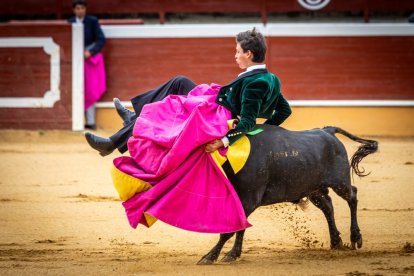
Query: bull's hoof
351 237 363 250
197 257 215 265
331 239 345 250
220 254 238 263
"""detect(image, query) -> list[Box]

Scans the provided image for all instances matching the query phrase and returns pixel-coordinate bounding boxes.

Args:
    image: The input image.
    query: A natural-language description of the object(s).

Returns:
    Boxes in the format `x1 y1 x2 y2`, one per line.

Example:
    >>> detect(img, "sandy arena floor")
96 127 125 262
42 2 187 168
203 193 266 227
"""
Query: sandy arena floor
0 130 413 275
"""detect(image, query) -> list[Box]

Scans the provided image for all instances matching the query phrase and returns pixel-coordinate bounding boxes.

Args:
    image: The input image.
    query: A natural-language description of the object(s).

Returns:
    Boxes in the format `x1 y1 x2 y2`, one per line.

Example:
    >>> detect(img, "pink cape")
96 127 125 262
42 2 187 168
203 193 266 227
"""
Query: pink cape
84 53 106 110
113 84 251 233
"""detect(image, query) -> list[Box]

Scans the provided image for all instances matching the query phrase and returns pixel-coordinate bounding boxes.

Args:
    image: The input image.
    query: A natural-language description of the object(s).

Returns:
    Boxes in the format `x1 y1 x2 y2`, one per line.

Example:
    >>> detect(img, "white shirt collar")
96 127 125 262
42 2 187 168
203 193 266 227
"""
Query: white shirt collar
238 64 266 76
76 17 84 23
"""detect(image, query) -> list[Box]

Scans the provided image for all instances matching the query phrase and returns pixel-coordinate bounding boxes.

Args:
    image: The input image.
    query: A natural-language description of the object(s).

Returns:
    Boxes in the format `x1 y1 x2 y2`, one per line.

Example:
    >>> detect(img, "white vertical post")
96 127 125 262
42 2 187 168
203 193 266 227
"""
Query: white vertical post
72 23 84 131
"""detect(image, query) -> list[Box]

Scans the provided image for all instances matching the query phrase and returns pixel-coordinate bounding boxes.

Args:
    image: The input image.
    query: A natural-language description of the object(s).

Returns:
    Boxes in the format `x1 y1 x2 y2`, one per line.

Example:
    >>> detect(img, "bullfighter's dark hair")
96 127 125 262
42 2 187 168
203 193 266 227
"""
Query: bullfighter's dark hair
236 27 267 63
72 0 87 8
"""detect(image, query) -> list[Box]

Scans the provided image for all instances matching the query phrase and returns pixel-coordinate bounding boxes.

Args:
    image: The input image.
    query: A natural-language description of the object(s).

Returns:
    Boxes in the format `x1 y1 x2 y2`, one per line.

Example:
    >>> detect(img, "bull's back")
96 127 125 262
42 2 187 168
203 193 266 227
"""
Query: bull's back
227 125 348 204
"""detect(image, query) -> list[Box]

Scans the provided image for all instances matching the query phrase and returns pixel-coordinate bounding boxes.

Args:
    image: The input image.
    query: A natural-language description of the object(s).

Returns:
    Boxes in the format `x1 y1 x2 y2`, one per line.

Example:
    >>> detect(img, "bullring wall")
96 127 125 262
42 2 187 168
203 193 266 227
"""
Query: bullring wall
0 23 413 135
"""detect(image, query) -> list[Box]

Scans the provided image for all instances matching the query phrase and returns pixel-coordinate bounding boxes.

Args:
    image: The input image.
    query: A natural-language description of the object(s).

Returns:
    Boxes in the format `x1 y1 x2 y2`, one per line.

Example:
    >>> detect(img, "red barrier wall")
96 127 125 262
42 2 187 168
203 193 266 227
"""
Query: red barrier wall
1 23 413 130
268 36 414 100
100 37 240 102
100 36 414 102
0 23 72 129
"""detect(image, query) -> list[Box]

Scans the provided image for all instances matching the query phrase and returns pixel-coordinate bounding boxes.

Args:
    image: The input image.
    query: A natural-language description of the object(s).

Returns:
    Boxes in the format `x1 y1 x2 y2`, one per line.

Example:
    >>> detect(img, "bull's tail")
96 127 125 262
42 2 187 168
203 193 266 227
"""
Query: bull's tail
323 126 378 177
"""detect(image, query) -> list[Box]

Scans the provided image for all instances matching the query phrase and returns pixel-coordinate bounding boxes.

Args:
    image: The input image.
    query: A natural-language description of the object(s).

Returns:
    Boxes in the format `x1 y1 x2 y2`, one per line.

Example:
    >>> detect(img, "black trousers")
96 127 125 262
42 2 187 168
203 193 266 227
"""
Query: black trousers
110 75 197 153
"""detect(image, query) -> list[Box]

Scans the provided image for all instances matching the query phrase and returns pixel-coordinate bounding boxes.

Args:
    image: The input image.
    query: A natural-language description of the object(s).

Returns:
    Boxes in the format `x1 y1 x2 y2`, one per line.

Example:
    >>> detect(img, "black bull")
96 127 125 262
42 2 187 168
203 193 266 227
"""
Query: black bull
197 125 378 265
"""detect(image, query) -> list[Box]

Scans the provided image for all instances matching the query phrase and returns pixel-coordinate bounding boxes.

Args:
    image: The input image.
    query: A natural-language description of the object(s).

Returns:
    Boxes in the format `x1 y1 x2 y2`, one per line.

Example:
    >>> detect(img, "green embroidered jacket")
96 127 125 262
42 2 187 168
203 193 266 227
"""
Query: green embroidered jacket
216 69 292 145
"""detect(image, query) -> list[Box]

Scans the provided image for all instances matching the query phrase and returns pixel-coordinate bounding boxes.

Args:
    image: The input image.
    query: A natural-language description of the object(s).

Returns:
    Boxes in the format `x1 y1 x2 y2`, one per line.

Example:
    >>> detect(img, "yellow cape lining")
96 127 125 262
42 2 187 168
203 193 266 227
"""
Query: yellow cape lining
111 165 152 201
111 165 157 226
210 119 251 175
210 136 251 176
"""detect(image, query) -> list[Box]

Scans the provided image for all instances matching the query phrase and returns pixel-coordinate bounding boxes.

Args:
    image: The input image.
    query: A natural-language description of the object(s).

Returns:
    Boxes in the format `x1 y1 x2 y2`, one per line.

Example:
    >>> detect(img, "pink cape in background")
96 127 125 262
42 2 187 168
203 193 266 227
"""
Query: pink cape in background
84 53 106 110
113 84 251 233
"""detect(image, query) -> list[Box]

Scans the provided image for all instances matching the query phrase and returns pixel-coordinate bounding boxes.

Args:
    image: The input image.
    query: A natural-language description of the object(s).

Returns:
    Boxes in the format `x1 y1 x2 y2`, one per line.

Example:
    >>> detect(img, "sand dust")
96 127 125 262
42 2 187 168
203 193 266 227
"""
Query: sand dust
0 130 413 275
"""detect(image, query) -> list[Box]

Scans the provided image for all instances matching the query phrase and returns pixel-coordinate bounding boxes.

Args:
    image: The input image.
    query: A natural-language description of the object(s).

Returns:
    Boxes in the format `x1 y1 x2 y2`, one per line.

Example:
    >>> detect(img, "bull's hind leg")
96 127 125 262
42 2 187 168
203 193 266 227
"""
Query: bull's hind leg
197 232 235 265
331 184 362 249
309 188 343 248
221 230 245 263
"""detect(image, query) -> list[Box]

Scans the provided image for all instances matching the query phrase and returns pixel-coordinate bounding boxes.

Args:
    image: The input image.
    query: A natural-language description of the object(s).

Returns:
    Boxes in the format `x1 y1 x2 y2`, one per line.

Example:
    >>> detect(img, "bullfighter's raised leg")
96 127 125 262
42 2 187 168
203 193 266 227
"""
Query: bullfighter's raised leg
85 75 197 156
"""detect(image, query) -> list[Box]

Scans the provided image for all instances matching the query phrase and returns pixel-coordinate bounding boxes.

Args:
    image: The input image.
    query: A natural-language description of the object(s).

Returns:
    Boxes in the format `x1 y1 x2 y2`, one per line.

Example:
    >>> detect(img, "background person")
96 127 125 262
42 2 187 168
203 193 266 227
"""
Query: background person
69 0 107 130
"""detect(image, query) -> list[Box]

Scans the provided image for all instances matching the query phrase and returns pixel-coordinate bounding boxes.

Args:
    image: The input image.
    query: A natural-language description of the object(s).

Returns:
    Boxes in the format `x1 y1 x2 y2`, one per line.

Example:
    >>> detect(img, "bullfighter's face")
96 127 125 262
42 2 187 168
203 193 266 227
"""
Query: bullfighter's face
235 43 253 70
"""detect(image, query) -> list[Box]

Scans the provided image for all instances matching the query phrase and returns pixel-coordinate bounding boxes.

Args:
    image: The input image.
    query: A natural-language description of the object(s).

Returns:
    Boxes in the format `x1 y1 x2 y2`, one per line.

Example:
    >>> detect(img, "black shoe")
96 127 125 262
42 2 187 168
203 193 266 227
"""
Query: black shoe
84 124 97 130
84 132 115 157
113 98 135 124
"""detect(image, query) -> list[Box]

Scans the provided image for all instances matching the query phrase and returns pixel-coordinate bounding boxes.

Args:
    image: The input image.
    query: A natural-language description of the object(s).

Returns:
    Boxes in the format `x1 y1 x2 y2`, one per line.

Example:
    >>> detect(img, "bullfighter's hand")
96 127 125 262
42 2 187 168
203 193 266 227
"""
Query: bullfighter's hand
205 139 224 153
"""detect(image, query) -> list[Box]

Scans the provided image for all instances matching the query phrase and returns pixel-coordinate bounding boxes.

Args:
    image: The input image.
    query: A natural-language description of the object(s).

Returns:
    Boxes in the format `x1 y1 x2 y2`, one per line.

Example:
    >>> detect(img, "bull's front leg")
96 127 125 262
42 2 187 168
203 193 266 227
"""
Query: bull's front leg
197 232 235 265
221 230 245 263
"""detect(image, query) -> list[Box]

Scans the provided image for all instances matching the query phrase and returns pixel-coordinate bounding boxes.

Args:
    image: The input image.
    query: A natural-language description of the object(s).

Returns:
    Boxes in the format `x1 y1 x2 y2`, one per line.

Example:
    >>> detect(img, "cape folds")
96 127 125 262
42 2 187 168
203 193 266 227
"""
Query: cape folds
112 84 251 233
